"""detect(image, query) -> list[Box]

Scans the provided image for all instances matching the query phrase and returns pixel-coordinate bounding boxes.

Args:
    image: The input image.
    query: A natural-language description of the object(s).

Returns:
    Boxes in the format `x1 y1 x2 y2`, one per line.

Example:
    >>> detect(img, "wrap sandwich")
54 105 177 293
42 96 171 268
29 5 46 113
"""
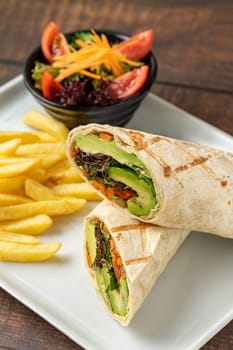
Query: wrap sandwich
67 124 233 238
84 200 189 325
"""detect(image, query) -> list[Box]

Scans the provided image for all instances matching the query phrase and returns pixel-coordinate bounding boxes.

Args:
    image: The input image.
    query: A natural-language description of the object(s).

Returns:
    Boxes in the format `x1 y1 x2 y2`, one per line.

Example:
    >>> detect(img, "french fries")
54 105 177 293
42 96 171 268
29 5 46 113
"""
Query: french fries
25 178 60 201
15 142 66 157
0 138 21 155
0 176 26 194
0 215 53 235
0 131 40 144
45 162 83 186
0 159 38 178
32 131 57 143
0 241 62 262
0 109 102 262
0 193 32 206
0 198 86 221
0 231 40 244
52 182 102 201
23 109 69 142
32 154 64 168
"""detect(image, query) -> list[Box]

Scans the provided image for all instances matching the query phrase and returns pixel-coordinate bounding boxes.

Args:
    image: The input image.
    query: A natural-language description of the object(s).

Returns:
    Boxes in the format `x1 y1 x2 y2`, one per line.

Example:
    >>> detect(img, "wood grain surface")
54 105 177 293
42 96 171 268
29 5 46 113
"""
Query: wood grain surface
0 1 232 349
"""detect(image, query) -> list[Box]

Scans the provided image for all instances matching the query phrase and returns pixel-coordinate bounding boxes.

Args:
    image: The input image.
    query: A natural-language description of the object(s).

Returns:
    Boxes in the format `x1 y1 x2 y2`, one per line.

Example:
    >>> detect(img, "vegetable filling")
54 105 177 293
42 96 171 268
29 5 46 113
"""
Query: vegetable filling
86 219 128 316
73 133 157 216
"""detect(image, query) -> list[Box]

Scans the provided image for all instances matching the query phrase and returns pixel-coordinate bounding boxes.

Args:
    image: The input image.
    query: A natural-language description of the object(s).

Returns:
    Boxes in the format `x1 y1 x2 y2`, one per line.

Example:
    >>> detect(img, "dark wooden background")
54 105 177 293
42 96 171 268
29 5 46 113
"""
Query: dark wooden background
0 0 232 349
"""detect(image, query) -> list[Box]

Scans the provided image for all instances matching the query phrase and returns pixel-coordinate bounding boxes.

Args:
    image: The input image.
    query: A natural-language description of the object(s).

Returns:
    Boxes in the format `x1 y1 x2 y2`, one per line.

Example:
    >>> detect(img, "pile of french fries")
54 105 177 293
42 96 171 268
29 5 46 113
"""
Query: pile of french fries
0 110 102 262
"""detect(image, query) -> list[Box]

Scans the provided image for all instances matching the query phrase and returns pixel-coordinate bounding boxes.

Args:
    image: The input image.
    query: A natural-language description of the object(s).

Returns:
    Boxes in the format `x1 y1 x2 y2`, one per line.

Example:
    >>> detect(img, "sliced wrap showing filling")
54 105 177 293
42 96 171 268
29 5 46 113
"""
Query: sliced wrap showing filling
72 132 157 217
86 217 128 316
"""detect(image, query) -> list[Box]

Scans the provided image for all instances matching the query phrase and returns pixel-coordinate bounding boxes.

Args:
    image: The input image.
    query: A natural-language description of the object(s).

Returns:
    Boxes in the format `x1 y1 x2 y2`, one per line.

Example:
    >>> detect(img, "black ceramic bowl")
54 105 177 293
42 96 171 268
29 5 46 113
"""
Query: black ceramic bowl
24 29 158 129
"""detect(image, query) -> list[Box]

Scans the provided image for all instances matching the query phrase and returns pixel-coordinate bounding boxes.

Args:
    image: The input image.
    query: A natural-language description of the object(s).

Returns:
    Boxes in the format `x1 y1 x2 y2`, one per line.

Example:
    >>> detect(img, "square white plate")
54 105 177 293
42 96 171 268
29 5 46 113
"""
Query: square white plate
0 75 233 350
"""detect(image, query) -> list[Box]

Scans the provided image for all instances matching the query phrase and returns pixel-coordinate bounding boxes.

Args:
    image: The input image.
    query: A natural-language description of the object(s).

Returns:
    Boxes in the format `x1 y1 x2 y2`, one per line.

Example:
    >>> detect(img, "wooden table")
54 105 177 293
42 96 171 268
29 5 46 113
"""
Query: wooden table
0 1 232 349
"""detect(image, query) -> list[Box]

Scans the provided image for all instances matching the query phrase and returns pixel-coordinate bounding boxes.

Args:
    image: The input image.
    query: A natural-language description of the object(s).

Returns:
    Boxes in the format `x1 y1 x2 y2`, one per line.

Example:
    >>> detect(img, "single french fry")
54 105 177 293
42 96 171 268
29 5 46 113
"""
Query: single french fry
0 231 40 244
0 159 38 178
0 131 40 144
0 176 26 194
25 178 59 201
0 198 86 221
0 215 53 235
0 154 64 169
23 110 69 142
0 241 62 262
15 142 66 156
45 159 71 174
52 182 102 201
0 157 32 165
0 193 32 206
32 131 57 143
33 154 65 168
0 138 21 155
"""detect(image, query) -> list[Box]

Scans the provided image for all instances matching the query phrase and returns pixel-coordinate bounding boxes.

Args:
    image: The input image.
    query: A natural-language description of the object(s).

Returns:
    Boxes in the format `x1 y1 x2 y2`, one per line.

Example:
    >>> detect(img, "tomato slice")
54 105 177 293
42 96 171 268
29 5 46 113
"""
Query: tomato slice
41 21 69 63
116 29 153 61
41 22 60 63
41 71 63 100
108 65 149 99
117 188 135 200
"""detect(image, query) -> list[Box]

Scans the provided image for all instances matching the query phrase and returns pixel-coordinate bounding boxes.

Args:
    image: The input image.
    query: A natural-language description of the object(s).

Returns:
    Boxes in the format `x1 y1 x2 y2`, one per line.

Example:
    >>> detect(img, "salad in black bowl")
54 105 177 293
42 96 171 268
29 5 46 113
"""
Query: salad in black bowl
24 22 158 128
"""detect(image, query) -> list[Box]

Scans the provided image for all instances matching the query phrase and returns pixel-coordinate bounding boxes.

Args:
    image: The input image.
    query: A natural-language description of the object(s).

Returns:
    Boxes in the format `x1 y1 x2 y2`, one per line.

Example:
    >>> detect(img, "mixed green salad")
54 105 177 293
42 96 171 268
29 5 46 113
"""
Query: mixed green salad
31 22 154 106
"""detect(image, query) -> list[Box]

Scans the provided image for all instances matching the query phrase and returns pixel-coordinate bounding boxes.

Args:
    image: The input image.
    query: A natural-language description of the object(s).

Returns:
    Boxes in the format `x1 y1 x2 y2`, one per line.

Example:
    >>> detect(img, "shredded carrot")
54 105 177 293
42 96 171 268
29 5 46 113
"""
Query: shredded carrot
98 132 114 141
52 30 142 82
92 180 106 196
110 238 122 281
105 187 114 200
79 69 101 80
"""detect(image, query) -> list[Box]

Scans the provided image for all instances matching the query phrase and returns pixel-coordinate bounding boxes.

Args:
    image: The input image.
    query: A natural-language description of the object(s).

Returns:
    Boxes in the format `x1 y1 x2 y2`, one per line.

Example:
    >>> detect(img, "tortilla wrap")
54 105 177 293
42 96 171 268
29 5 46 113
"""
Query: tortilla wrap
67 124 233 238
84 200 189 326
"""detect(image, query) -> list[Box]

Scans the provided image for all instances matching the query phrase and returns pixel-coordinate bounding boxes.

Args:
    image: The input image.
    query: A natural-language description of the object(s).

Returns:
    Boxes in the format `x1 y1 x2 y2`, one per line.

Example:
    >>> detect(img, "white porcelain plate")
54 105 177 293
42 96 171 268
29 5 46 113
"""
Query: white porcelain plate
0 76 233 350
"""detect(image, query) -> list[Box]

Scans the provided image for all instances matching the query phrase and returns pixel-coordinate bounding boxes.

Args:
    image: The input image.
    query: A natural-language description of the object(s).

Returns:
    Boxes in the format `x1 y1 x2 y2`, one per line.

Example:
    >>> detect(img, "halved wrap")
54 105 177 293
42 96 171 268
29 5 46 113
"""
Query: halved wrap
67 124 233 238
85 200 189 325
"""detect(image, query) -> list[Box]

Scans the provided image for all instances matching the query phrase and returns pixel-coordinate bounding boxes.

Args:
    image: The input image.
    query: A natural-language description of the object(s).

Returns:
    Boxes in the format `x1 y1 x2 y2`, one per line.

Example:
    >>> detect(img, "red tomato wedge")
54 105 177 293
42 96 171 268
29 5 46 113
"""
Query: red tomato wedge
108 65 149 99
116 29 153 61
41 71 63 100
41 22 60 63
41 21 69 63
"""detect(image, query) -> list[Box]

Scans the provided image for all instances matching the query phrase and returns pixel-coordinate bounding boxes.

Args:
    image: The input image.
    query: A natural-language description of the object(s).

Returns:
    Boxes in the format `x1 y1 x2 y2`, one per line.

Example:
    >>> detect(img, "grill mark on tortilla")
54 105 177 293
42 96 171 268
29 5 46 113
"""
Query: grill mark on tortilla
144 148 183 186
166 141 231 187
134 136 164 150
146 138 229 187
174 156 210 173
174 146 231 187
127 130 145 149
125 256 152 265
111 223 150 233
140 225 147 252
